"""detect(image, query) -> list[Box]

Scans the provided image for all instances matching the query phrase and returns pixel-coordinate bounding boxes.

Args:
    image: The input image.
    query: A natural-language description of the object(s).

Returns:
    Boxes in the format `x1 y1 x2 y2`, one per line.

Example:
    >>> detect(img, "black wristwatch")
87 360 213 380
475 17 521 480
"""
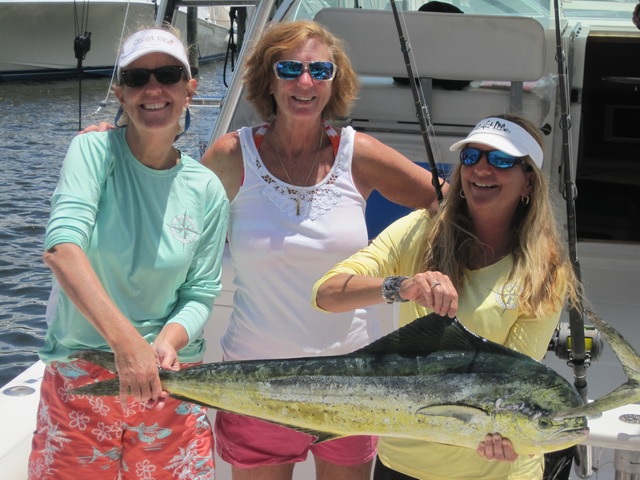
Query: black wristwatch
381 276 409 304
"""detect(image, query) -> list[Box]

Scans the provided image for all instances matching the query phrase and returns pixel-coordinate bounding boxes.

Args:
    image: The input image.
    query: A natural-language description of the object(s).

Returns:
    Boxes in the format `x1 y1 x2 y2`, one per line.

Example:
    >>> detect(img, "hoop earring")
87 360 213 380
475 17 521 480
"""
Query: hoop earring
459 189 466 199
521 195 530 205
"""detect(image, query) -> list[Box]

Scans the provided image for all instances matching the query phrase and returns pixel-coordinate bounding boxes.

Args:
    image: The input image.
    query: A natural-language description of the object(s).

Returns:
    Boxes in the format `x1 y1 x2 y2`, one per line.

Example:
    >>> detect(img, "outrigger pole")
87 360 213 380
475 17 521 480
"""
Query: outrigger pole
552 0 588 408
552 0 592 476
388 0 444 203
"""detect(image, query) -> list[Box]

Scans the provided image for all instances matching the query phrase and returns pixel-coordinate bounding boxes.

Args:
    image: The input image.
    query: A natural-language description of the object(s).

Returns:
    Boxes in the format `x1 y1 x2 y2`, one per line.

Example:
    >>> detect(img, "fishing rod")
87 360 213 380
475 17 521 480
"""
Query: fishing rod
552 0 592 476
553 0 588 407
387 0 443 203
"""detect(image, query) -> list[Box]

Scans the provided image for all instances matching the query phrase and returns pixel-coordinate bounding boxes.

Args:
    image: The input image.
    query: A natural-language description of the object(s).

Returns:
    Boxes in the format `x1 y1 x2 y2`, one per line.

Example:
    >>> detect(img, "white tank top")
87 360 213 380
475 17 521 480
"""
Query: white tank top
221 124 377 360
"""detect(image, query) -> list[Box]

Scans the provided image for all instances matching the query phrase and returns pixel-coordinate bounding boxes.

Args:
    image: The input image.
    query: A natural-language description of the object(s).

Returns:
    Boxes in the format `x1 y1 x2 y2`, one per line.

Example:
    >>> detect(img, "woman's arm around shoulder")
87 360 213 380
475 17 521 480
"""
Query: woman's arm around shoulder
200 131 244 201
351 131 448 211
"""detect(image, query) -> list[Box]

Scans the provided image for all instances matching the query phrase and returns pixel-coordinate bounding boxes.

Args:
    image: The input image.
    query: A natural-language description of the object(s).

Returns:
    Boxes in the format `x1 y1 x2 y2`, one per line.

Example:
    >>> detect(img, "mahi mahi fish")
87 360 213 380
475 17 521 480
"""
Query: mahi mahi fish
71 311 638 455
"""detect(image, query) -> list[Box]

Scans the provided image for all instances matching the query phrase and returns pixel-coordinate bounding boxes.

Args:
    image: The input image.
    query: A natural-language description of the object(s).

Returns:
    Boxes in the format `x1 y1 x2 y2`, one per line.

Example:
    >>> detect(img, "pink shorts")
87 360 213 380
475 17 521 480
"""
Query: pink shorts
215 410 377 468
29 359 214 480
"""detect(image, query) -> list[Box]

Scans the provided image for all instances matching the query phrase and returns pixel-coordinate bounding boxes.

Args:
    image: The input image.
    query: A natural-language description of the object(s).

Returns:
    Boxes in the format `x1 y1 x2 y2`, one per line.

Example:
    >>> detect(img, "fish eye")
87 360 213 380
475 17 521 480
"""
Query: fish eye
537 418 553 430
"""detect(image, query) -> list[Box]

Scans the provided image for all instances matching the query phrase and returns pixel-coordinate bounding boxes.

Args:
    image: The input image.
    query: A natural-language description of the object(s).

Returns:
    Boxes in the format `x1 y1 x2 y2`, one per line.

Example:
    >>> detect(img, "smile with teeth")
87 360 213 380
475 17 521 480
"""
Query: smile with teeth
293 95 314 102
142 102 168 110
472 182 498 189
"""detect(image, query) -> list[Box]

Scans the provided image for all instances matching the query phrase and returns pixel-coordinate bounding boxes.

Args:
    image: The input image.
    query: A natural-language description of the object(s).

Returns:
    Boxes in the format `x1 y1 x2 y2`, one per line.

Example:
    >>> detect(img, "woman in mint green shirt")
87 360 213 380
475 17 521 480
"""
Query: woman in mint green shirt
29 28 228 479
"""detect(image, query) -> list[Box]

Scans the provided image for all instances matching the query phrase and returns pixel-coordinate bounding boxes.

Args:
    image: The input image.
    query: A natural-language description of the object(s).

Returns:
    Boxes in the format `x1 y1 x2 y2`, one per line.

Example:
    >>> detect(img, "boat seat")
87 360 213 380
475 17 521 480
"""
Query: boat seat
314 9 546 80
354 76 549 129
314 8 553 168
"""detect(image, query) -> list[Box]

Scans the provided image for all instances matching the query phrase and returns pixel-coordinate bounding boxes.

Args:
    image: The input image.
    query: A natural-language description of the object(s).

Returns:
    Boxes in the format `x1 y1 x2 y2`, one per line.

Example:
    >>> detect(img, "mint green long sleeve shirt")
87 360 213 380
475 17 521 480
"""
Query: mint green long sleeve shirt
41 128 229 363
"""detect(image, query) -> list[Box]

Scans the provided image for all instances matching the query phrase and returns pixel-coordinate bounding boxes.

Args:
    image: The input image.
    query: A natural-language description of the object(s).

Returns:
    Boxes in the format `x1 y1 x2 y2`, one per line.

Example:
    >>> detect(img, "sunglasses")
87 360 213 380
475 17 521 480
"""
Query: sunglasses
460 147 527 169
120 65 185 88
273 60 336 81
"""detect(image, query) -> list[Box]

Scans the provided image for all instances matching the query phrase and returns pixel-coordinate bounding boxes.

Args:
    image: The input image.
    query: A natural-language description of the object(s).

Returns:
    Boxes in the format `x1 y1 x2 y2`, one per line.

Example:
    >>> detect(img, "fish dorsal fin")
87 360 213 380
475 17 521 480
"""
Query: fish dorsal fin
355 313 522 358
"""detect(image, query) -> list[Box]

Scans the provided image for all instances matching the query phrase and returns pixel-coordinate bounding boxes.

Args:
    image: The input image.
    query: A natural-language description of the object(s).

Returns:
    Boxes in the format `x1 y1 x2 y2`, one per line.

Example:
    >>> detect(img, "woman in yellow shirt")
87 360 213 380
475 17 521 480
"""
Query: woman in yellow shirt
313 114 581 480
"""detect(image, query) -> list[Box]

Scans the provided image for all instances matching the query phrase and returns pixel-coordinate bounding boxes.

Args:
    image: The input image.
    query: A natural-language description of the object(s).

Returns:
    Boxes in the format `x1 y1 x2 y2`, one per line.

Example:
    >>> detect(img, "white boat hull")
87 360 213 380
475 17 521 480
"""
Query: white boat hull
0 361 44 480
0 1 231 80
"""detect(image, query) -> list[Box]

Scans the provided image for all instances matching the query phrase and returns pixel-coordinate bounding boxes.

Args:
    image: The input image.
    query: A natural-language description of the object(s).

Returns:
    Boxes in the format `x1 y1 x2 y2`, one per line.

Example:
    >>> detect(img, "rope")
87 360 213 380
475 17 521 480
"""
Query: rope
91 0 136 118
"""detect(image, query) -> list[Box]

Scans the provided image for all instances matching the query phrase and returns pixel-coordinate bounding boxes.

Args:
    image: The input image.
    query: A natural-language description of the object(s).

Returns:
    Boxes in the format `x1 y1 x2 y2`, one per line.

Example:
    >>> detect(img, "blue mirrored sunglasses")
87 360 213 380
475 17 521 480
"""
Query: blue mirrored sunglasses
460 147 526 169
274 60 336 81
120 65 185 88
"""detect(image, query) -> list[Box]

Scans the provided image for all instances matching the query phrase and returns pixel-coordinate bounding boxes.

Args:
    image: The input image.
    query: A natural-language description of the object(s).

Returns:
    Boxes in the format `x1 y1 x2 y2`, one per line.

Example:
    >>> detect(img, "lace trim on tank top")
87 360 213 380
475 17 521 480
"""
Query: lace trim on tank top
253 122 346 221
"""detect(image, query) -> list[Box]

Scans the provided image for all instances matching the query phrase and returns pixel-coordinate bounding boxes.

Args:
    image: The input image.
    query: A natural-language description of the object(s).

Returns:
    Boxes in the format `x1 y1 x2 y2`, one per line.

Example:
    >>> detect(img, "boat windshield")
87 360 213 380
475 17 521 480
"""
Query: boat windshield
282 0 639 31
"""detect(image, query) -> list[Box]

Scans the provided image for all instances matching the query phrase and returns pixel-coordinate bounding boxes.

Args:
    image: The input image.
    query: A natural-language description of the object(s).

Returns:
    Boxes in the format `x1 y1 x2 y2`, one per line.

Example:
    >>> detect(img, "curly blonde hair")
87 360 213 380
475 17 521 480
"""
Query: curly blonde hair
422 114 581 317
242 20 359 121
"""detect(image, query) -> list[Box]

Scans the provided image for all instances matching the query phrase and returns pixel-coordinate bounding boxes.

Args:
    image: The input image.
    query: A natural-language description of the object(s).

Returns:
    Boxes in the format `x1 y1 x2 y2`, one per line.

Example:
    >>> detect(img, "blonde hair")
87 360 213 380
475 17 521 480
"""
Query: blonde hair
242 20 359 121
422 114 581 317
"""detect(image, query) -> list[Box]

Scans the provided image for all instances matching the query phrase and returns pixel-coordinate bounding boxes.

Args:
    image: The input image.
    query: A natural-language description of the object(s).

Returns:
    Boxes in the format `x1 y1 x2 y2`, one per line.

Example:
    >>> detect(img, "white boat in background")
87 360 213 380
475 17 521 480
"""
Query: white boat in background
3 0 640 479
0 0 234 80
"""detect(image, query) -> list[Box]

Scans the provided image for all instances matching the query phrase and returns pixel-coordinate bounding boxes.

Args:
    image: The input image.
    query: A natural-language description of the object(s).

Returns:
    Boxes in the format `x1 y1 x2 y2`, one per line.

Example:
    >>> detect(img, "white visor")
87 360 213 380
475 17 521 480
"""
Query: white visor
449 117 543 168
117 28 191 79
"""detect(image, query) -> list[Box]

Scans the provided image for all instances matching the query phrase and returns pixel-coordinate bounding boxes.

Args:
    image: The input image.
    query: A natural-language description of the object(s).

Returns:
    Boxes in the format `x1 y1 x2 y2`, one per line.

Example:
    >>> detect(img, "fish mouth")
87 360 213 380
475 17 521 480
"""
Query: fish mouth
552 425 590 441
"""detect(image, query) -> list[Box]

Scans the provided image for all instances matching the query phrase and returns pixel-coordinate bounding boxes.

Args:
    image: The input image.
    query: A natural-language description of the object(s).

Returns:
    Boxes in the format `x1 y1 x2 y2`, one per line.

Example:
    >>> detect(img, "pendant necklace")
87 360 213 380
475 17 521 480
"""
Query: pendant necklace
271 127 324 216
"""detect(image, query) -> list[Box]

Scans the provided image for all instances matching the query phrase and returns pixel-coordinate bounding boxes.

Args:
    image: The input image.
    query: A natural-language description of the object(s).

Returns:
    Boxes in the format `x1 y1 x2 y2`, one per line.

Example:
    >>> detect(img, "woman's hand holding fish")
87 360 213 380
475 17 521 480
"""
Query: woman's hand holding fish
148 326 187 409
476 433 518 463
399 272 458 317
113 340 163 407
152 339 181 372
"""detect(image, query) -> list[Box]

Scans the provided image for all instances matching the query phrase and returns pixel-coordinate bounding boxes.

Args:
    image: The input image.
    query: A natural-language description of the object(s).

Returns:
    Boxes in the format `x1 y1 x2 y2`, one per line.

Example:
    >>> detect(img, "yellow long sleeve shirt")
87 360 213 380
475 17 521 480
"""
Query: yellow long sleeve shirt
313 209 566 479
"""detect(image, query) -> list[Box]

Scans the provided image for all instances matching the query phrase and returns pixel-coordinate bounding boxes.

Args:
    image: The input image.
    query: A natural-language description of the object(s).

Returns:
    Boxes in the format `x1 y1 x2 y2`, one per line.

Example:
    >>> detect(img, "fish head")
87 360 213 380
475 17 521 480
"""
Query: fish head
496 409 589 455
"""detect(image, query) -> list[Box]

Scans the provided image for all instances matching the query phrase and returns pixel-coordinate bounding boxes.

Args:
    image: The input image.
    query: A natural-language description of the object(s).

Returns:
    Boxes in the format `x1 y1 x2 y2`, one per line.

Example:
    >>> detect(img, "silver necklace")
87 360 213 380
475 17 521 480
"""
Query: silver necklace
271 127 324 216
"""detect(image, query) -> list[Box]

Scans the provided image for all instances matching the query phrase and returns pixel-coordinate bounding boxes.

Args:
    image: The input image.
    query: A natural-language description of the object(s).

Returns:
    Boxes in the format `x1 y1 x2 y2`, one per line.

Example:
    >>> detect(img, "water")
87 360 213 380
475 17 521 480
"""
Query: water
0 61 230 387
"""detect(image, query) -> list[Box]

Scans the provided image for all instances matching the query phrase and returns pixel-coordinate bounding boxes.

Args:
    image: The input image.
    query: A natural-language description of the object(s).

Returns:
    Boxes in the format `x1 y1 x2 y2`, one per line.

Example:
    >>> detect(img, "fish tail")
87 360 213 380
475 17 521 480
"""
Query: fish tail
71 377 121 396
587 311 640 385
556 311 640 418
69 349 117 372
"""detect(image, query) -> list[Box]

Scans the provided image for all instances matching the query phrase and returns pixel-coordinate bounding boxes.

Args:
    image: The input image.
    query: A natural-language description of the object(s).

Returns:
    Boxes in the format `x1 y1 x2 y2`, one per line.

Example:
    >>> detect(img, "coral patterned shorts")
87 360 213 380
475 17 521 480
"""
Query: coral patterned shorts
28 359 214 480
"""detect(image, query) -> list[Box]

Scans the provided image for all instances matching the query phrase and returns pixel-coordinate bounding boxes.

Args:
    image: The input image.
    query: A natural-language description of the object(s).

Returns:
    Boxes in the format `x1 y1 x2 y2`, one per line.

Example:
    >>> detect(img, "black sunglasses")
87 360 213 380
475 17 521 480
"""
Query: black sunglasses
120 65 185 88
460 147 527 169
273 60 336 81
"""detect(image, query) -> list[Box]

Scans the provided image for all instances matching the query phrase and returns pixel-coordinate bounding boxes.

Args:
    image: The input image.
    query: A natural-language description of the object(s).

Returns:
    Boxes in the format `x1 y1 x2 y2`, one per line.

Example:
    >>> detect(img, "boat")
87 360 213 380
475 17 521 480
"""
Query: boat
2 0 640 478
0 0 235 81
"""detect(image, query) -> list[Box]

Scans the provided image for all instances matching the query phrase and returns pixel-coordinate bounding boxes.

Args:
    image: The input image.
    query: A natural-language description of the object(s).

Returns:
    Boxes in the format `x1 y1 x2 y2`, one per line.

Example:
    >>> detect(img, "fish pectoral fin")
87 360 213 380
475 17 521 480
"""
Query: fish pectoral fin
417 404 486 423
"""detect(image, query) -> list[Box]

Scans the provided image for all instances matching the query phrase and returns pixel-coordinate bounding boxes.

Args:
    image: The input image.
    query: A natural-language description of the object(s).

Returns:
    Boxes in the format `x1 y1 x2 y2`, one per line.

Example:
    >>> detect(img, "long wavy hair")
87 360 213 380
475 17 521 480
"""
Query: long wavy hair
242 20 359 121
422 114 581 317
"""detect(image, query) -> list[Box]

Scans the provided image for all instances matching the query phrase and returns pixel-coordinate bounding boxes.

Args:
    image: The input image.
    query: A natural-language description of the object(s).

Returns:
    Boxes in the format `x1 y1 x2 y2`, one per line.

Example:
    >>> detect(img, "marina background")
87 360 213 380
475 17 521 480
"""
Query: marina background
0 60 229 387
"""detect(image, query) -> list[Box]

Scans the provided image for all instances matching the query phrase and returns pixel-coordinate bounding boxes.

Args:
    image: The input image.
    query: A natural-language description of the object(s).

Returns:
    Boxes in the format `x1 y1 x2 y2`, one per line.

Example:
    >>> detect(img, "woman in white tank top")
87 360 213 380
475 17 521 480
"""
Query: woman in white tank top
201 20 445 480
